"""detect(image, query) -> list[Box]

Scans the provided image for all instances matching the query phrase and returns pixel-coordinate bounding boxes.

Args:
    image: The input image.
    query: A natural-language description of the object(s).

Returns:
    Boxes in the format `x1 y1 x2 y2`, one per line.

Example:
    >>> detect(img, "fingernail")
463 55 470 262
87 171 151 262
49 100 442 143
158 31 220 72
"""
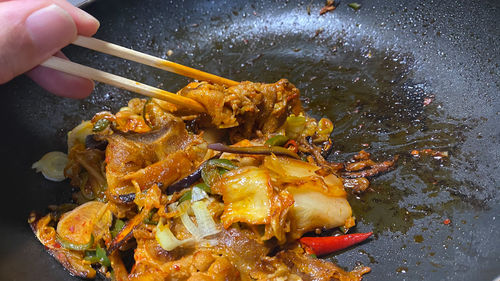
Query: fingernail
26 4 77 56
75 7 100 28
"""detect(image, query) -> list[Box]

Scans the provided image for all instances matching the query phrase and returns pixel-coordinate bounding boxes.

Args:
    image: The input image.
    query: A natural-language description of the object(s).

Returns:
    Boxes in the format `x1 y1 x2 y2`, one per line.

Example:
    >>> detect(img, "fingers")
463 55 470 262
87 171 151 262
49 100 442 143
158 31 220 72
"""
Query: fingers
50 0 100 36
0 0 99 95
27 52 95 98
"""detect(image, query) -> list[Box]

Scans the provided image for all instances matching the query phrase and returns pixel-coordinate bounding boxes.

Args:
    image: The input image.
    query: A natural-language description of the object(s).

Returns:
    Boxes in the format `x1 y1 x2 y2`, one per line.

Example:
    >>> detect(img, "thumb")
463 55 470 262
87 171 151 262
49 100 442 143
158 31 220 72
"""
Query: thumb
0 1 95 85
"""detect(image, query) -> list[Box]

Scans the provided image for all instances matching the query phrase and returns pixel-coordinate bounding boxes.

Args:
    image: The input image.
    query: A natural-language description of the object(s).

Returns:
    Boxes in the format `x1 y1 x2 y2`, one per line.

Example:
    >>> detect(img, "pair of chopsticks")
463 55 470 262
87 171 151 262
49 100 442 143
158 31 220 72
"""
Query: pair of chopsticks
42 36 239 112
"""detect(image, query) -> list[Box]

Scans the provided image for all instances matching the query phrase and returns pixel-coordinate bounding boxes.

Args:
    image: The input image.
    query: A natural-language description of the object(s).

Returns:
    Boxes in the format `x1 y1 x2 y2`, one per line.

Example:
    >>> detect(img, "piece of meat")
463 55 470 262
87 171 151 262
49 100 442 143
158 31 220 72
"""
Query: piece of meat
177 79 302 140
102 114 207 195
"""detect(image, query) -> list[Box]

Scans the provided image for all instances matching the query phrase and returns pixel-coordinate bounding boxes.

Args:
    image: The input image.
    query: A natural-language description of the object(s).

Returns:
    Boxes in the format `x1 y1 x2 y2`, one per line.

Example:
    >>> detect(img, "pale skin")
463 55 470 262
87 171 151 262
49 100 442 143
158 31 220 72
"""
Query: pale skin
0 0 99 98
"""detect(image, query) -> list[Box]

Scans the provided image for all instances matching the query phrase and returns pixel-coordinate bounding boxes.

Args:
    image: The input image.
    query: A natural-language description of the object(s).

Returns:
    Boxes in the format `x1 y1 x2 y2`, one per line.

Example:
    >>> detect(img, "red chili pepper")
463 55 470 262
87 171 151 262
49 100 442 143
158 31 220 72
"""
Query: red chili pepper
299 232 373 256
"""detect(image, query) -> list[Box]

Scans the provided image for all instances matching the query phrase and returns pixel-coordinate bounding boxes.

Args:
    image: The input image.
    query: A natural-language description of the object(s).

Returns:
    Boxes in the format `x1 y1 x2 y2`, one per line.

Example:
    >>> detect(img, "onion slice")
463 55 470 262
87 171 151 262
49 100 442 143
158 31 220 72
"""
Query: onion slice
32 151 68 182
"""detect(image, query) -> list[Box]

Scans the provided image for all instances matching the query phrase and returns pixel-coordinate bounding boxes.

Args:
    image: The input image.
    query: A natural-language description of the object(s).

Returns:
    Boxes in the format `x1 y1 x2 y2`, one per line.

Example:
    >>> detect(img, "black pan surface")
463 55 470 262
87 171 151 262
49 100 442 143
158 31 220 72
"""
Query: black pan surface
0 0 499 280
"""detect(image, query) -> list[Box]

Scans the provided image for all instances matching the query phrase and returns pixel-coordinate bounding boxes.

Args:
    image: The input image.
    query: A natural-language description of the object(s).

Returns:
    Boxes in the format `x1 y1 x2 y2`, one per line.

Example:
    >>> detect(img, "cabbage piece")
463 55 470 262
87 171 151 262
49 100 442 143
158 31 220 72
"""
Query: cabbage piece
212 167 273 228
287 187 352 239
263 155 346 197
262 155 352 238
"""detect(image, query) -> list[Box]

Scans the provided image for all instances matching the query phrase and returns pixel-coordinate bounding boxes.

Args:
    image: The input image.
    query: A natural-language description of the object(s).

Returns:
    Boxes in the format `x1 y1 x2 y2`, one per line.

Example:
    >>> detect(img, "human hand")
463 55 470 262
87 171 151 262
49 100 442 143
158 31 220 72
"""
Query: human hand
0 0 99 98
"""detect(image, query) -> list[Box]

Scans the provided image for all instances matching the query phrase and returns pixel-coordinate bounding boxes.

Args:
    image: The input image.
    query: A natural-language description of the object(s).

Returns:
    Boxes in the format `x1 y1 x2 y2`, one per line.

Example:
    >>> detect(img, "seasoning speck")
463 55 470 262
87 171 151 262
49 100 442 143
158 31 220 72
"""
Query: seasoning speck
348 2 362 10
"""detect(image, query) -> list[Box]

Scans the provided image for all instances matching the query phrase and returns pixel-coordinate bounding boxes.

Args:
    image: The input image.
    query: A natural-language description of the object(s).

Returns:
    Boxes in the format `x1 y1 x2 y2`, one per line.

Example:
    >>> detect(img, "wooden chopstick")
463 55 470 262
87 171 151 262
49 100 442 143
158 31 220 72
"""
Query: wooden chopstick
73 36 239 87
41 56 206 112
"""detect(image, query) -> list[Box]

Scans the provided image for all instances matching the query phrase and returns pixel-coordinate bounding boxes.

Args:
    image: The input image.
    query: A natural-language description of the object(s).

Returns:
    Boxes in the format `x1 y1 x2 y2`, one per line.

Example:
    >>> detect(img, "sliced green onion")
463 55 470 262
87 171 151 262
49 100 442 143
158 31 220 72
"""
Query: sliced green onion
265 135 289 146
201 165 221 187
156 222 193 251
191 186 208 202
96 245 110 267
111 219 125 238
193 183 211 193
179 191 192 203
208 143 300 159
143 210 158 225
84 245 110 267
180 212 202 239
92 119 110 132
207 159 238 170
56 234 94 251
192 201 220 237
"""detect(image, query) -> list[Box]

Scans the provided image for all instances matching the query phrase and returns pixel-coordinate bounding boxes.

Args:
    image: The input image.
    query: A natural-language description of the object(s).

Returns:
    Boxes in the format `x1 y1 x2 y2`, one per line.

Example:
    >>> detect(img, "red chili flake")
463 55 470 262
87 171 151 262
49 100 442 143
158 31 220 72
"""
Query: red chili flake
361 143 369 147
443 219 451 225
54 242 61 249
173 264 180 271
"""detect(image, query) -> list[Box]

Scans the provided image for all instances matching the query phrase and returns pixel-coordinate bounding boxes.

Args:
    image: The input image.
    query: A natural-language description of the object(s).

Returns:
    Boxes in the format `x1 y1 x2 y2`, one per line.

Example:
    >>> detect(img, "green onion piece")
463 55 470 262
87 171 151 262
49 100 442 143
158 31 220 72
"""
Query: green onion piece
348 2 361 10
265 135 289 146
84 251 100 263
179 190 192 203
310 253 317 258
208 143 300 159
84 245 110 267
111 219 125 238
96 245 111 267
285 115 306 139
207 159 238 170
56 234 94 251
201 164 221 187
193 183 211 193
143 209 158 225
92 119 110 132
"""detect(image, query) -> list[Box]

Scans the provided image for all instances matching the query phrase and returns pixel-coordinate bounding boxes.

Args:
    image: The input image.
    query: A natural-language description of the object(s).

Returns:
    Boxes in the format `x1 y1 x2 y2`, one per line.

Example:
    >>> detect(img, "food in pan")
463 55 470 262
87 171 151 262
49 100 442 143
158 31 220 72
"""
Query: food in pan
30 79 397 280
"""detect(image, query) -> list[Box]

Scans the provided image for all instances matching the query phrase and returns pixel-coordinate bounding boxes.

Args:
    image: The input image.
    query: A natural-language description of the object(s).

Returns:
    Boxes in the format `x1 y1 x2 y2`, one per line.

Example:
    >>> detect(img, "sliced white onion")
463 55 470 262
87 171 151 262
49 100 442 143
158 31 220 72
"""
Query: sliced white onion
32 151 68 182
191 201 220 237
191 187 208 202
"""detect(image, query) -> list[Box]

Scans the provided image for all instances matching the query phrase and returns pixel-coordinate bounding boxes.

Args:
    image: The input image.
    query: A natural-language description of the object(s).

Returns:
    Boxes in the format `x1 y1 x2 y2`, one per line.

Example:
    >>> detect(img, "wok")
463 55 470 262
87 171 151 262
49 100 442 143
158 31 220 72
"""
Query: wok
0 0 498 280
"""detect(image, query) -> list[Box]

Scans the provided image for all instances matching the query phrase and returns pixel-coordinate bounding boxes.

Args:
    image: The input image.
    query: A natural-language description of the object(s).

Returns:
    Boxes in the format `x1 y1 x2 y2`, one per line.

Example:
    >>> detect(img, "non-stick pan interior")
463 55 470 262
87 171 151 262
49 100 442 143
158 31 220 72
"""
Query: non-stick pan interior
0 0 498 280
